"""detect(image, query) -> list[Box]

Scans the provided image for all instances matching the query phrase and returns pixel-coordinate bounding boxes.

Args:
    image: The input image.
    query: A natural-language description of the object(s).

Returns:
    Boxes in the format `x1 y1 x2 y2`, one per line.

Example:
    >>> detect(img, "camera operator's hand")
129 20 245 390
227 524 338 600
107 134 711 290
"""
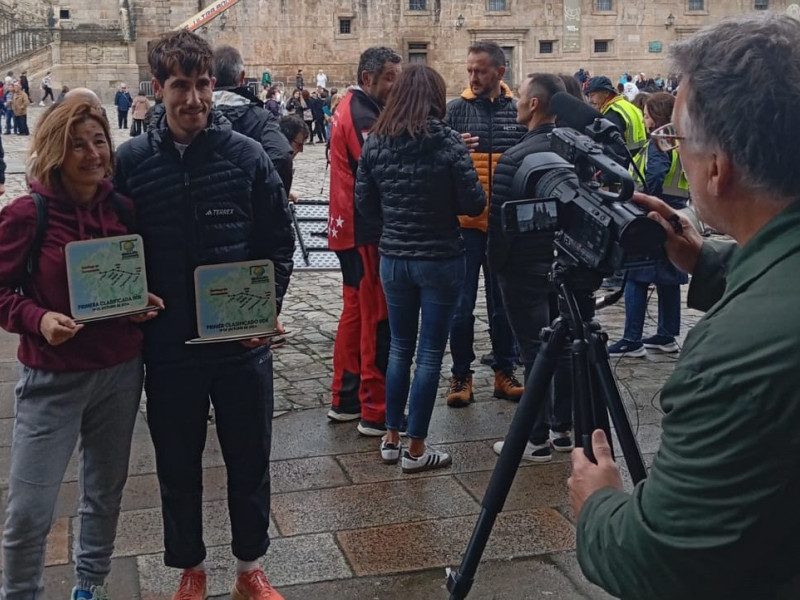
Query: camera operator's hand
568 429 623 519
633 192 704 275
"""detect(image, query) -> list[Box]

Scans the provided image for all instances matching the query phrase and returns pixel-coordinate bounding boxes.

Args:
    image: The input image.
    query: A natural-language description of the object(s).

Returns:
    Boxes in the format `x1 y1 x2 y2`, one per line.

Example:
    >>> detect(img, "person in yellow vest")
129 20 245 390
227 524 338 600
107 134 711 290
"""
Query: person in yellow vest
608 92 689 357
585 75 647 158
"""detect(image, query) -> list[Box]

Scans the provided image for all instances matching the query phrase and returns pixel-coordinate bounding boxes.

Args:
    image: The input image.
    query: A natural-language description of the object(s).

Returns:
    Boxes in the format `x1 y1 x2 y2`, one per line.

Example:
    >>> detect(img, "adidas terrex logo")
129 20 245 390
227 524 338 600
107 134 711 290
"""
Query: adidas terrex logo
205 209 235 216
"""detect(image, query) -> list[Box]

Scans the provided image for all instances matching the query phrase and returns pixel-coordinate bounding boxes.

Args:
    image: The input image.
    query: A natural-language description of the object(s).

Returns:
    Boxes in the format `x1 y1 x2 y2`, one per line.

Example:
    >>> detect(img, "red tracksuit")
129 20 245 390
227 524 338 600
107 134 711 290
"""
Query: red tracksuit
327 88 388 424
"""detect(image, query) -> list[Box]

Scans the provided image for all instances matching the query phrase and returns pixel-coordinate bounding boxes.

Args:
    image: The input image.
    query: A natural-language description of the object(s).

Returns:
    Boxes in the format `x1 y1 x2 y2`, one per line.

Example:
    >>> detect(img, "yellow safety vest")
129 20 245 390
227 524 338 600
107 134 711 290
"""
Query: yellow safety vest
604 96 647 154
632 141 690 199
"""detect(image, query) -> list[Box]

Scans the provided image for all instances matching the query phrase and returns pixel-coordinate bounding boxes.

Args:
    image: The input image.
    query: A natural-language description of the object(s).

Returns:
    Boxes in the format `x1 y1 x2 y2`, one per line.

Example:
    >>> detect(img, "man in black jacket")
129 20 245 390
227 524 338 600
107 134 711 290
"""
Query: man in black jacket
444 41 526 407
212 45 294 193
115 30 293 600
488 73 578 463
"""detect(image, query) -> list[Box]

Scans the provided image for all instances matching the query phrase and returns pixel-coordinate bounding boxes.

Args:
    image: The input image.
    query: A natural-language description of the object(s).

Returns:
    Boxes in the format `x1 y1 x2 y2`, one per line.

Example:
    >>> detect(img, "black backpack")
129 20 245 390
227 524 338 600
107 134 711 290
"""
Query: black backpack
26 191 135 277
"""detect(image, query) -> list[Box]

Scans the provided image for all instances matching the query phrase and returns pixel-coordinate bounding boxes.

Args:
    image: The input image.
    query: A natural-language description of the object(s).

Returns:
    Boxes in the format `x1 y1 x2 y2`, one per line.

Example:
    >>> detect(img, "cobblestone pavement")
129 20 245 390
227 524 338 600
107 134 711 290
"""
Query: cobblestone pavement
0 106 704 599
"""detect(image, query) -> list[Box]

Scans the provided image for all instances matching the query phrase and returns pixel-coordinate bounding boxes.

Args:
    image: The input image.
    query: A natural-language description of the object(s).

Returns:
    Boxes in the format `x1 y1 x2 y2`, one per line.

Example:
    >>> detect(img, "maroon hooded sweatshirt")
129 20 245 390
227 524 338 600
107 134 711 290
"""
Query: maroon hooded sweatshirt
0 179 143 371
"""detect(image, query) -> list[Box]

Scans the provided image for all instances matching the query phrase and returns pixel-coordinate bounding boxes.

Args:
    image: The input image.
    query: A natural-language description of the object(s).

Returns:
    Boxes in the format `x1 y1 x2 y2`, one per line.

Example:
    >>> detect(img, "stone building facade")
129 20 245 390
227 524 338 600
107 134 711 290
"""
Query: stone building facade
130 0 798 91
3 0 799 100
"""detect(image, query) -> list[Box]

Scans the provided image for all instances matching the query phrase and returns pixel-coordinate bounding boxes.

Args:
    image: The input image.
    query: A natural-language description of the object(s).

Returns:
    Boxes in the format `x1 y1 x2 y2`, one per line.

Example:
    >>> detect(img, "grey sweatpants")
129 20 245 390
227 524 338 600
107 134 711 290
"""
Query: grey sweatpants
1 355 143 600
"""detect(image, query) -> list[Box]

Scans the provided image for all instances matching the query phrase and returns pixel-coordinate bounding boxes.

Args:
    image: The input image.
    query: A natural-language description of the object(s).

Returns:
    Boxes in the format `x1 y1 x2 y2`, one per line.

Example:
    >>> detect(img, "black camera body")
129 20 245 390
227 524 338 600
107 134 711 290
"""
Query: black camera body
502 127 666 274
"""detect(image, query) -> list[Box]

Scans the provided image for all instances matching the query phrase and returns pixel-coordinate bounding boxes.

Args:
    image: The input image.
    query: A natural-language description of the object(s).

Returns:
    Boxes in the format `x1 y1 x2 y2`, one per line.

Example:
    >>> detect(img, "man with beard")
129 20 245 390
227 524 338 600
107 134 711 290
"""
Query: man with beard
444 41 526 408
326 46 402 436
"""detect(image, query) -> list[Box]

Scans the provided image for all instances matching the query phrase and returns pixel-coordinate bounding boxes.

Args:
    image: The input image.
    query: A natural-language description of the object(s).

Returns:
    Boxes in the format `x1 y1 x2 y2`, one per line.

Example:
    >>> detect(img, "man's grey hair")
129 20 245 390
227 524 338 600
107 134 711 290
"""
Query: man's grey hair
212 45 244 88
356 47 401 86
670 14 800 200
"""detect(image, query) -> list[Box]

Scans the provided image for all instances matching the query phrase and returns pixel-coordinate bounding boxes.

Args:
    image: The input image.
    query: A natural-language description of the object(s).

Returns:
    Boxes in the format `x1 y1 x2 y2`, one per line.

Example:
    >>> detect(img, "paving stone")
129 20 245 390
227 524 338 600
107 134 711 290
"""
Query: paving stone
550 551 618 599
336 508 575 576
279 555 608 600
270 407 382 461
336 440 499 485
138 533 351 596
271 476 479 536
270 455 351 494
456 460 572 510
109 499 235 558
0 381 17 419
40 556 141 599
0 418 13 448
0 361 20 384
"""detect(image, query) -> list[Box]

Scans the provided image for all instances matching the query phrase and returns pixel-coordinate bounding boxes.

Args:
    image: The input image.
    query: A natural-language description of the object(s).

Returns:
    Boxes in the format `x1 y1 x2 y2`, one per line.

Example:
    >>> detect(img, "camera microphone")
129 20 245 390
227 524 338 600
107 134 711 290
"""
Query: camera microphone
550 92 626 148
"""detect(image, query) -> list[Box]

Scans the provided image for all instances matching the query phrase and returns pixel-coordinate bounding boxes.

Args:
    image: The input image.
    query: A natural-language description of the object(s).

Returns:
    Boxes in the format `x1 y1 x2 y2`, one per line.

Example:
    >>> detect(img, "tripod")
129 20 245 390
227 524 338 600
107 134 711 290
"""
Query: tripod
446 263 647 600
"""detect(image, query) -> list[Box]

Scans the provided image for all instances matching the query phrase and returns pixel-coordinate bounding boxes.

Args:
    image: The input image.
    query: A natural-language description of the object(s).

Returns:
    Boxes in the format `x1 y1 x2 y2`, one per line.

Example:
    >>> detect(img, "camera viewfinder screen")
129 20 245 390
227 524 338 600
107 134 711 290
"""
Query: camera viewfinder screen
517 199 559 233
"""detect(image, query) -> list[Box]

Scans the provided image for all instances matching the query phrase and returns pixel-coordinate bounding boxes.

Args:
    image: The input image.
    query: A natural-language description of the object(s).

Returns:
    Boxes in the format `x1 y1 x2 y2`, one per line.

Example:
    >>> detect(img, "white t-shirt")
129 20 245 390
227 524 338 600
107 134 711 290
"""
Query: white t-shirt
316 73 327 89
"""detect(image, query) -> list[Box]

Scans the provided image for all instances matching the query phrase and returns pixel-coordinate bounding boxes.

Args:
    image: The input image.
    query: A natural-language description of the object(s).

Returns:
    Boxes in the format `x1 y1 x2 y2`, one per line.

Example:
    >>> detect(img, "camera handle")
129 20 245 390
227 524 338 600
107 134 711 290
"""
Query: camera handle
446 279 647 600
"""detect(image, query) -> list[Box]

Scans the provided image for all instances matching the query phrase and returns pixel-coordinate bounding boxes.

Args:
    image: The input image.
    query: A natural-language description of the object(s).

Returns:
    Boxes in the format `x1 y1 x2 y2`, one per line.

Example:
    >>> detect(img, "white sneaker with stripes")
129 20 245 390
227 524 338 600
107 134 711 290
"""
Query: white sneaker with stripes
401 445 452 474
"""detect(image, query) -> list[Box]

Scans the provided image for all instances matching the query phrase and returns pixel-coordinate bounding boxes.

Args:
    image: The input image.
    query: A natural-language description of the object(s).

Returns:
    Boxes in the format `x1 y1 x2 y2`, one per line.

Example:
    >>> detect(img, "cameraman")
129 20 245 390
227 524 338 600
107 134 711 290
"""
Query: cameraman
569 14 800 599
488 73 576 462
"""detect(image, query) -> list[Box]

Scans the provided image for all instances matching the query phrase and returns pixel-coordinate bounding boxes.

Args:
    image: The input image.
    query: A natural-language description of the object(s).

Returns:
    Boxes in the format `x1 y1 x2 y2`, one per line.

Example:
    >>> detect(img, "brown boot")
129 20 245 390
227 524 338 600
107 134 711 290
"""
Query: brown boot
494 370 524 401
447 373 474 408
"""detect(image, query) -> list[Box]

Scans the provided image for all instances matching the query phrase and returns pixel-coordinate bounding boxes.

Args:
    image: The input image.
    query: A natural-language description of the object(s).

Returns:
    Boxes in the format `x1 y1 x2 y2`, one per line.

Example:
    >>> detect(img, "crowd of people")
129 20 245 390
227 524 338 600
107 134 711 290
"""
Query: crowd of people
0 11 799 600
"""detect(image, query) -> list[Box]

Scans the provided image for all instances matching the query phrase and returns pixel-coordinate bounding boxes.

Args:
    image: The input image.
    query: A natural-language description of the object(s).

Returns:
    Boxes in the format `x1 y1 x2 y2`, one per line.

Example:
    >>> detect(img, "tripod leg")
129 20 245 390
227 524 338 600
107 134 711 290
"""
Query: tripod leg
446 319 569 600
588 328 648 484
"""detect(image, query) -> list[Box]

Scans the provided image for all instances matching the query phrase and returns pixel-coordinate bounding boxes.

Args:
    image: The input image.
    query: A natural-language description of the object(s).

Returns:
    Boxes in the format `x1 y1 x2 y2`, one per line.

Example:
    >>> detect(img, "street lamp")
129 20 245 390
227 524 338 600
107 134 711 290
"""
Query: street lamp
455 13 465 30
665 13 675 29
219 12 227 30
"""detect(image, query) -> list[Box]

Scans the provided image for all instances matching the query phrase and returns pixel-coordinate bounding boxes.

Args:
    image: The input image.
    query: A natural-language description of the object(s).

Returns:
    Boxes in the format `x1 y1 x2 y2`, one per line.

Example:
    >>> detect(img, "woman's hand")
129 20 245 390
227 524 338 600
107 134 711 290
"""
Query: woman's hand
129 292 165 323
39 311 83 346
633 192 704 275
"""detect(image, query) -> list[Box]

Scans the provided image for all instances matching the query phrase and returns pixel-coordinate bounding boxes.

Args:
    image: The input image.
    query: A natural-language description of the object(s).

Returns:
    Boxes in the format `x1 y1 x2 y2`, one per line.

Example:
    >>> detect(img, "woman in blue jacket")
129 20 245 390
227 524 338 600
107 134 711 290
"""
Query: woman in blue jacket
355 65 485 473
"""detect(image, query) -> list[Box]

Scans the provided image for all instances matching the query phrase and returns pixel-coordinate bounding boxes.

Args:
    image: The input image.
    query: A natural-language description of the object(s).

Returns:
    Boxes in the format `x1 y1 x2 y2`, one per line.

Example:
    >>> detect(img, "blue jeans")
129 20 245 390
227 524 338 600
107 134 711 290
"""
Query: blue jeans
381 255 465 440
623 280 681 342
449 228 516 375
4 110 15 134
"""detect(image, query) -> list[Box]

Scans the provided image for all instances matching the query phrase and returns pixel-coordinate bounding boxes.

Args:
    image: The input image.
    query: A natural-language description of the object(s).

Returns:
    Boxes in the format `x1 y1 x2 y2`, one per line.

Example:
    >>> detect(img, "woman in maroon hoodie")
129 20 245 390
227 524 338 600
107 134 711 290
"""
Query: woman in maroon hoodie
0 100 163 600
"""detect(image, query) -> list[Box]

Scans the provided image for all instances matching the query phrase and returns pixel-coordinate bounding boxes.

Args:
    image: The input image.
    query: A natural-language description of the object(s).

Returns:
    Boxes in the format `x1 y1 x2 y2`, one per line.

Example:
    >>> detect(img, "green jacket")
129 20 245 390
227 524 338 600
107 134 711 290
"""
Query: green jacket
577 202 800 599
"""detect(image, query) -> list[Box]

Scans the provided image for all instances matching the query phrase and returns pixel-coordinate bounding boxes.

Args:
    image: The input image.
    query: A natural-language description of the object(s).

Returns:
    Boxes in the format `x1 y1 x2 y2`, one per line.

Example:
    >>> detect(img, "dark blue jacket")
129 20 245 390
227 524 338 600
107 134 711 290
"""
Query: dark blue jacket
355 119 485 260
114 90 133 112
114 111 294 363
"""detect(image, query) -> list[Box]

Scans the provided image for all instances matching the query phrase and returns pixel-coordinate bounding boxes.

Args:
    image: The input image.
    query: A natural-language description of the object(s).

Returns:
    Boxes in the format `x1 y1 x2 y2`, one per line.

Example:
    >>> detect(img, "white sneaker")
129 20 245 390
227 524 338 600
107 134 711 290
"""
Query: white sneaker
38 101 44 107
401 445 452 473
380 438 402 465
492 440 552 463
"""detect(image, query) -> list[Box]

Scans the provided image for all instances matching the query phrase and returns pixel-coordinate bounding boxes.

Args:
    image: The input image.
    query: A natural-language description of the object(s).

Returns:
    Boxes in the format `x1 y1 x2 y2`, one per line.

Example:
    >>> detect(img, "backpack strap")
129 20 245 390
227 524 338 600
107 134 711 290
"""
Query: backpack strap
108 191 136 233
25 191 135 279
26 192 48 278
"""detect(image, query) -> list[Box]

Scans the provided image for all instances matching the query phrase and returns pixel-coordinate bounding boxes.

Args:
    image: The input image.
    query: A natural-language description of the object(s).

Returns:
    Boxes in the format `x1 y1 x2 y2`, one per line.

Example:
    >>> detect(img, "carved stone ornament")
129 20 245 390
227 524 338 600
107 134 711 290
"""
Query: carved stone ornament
88 46 103 63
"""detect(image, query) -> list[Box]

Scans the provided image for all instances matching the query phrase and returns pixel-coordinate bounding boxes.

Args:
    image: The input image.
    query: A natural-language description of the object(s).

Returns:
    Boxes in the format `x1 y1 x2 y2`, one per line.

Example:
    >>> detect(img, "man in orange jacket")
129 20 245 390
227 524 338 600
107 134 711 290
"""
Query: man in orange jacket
444 41 526 407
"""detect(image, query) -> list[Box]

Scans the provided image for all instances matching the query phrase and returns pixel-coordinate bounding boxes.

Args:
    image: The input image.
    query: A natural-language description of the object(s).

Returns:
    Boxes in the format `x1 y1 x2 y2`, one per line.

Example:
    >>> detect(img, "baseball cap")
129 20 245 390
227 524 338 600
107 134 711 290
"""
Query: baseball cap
585 76 617 94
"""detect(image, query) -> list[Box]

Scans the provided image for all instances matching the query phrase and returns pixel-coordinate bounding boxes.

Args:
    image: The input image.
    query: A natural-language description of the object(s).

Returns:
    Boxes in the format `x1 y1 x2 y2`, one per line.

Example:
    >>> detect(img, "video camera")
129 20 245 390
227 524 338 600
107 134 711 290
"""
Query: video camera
501 125 666 275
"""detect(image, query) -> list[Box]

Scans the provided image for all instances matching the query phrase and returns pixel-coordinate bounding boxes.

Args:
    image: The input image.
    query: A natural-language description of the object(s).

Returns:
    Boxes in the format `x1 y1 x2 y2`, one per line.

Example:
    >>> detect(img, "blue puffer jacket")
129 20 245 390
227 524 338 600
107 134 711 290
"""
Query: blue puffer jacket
114 111 294 363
